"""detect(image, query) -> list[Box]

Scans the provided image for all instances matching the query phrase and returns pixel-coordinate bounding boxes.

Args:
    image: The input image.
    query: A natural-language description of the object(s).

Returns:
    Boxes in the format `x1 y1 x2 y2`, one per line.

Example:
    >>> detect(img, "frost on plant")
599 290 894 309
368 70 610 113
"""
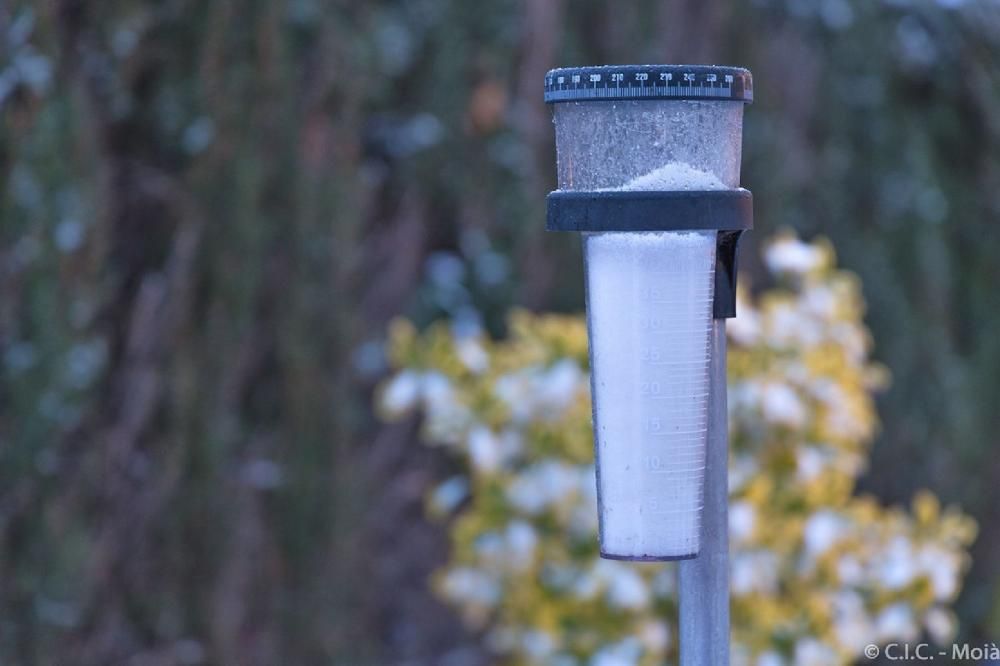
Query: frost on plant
379 232 976 666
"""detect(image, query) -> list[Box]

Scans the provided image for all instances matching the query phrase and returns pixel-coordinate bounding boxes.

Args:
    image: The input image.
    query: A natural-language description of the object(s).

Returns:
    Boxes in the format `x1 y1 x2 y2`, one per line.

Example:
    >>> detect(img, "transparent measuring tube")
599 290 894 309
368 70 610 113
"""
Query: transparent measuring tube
585 230 716 558
554 98 744 560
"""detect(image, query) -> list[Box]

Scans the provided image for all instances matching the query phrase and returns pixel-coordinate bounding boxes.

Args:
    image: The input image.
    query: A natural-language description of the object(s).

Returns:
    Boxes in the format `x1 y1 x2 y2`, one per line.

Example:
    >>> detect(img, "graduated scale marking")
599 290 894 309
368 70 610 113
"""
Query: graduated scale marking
545 67 750 103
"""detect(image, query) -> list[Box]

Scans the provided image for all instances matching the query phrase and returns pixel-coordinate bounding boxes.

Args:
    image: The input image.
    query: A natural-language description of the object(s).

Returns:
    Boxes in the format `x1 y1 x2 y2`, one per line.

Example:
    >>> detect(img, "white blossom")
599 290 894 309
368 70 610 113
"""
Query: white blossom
505 520 539 571
732 551 779 595
522 630 556 659
494 360 585 422
924 607 956 644
728 453 759 493
793 638 839 666
796 446 827 481
803 511 847 556
422 371 454 410
729 501 756 543
917 545 961 600
579 561 651 610
876 603 919 642
766 237 824 275
802 284 837 318
420 371 472 443
729 299 761 345
761 382 807 427
603 565 650 610
456 337 489 373
468 426 503 472
590 638 642 666
429 476 469 514
637 620 670 652
440 567 501 607
506 461 584 515
591 560 651 610
880 537 917 590
831 591 874 650
757 651 785 666
767 301 824 347
836 555 865 586
814 381 867 440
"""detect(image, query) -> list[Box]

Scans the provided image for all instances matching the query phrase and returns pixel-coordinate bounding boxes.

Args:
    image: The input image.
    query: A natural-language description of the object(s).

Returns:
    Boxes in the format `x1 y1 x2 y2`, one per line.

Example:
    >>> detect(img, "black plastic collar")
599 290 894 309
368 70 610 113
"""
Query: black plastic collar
546 190 751 232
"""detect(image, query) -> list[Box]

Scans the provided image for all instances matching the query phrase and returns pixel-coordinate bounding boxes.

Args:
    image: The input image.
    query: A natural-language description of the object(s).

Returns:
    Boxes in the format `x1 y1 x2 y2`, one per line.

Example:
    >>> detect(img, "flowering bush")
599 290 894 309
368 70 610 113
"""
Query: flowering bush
379 233 976 666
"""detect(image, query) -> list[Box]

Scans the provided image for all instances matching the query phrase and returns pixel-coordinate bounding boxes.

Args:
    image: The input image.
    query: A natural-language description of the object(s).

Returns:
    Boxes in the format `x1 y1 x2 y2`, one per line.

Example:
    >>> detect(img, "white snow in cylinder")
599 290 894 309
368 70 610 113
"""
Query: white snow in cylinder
607 161 728 192
586 161 721 559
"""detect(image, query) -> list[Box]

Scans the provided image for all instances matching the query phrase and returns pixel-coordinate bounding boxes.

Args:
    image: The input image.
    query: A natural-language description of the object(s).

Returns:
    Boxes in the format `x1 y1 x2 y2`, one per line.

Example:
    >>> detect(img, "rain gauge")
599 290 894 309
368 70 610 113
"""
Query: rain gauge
545 64 753 665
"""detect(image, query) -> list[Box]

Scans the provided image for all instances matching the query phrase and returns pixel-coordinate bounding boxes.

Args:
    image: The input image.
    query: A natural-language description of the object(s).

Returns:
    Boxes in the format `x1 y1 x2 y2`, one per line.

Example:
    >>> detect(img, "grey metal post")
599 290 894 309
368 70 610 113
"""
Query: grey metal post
679 319 729 665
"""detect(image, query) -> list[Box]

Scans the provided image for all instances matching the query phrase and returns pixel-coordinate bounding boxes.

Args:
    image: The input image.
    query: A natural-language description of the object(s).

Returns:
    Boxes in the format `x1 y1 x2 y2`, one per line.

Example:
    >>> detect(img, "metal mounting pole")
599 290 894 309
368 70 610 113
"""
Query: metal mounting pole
679 319 729 665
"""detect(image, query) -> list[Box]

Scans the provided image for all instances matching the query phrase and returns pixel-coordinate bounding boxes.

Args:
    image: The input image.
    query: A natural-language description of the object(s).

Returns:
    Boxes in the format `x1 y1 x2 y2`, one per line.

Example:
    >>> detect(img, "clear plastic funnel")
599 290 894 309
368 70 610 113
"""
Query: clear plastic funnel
552 83 746 560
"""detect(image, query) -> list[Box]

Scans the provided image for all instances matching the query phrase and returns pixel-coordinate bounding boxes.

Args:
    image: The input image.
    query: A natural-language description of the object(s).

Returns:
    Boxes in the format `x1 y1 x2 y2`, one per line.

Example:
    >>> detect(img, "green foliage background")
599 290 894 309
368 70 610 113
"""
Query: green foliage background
1 0 998 664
